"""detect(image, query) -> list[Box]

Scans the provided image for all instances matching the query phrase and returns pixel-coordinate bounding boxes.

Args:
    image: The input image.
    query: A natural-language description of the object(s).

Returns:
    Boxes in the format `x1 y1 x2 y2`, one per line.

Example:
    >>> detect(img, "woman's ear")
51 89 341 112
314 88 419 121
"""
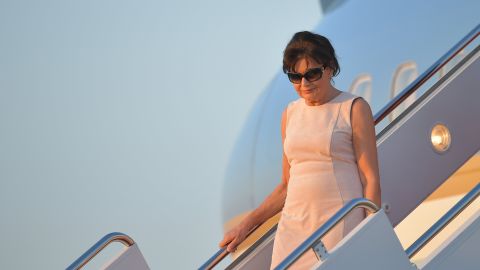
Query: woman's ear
327 67 335 84
326 67 333 80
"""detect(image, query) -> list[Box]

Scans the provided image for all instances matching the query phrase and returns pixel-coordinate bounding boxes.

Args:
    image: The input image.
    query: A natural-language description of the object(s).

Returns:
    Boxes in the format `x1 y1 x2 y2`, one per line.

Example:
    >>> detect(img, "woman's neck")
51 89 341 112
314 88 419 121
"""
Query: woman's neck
305 86 341 106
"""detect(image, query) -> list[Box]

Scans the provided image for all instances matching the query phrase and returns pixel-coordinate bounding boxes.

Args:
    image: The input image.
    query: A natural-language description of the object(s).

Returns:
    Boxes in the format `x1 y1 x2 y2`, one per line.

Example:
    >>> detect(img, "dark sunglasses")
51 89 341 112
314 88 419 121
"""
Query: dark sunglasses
286 66 325 84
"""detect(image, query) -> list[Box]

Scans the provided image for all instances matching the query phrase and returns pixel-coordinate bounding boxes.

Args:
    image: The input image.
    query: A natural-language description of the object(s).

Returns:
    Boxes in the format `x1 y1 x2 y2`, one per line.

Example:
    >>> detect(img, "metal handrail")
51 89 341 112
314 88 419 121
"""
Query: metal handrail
225 224 278 270
198 223 263 270
66 232 135 270
406 183 480 258
199 248 228 270
374 24 480 124
273 198 380 270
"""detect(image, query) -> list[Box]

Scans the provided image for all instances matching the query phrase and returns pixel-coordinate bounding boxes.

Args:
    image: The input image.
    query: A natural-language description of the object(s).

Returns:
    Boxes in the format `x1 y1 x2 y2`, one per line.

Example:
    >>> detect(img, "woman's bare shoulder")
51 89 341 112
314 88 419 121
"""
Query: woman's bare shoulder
351 97 375 135
351 97 373 117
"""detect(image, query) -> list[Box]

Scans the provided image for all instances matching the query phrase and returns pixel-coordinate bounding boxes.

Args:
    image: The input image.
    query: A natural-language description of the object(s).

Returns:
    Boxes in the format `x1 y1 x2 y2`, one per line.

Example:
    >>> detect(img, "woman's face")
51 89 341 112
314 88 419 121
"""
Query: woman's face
291 57 332 102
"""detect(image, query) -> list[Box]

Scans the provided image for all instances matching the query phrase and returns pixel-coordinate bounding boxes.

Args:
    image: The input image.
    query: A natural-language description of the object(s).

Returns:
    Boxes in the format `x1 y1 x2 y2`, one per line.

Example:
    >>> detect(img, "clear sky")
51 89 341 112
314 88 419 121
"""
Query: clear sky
0 0 319 269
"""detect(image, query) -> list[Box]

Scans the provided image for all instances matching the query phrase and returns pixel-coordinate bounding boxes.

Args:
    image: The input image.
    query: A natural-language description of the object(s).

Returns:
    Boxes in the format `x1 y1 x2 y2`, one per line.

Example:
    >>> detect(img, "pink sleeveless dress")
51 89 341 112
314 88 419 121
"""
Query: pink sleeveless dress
270 91 365 270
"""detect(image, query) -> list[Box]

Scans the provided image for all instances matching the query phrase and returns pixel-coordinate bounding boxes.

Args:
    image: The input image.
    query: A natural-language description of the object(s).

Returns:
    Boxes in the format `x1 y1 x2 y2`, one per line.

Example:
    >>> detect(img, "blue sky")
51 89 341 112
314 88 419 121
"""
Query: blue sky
0 0 319 269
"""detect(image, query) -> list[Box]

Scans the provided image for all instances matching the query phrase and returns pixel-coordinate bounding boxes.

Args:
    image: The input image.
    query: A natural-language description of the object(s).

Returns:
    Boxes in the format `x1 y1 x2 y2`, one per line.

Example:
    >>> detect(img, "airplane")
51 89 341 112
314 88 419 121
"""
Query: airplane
66 0 480 269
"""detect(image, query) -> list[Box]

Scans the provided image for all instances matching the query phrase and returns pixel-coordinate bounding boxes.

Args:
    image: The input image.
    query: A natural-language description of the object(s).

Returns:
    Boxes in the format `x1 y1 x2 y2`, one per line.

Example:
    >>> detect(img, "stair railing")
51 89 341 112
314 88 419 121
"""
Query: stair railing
66 232 135 270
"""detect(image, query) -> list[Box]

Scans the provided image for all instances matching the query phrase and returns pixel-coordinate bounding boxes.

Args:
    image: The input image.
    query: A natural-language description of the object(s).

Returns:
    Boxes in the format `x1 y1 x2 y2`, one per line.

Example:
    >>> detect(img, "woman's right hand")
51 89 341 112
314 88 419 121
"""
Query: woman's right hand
218 220 253 253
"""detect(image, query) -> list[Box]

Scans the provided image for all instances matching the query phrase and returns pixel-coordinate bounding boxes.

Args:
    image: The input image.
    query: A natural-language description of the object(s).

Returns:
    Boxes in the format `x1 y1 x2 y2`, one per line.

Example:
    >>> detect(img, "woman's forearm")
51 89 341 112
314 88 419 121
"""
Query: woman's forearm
243 182 287 228
364 182 381 208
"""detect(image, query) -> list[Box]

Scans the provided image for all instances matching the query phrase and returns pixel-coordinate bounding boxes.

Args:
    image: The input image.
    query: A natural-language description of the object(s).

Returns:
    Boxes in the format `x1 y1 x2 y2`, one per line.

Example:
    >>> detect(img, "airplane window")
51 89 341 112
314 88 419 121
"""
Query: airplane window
349 73 372 104
389 61 418 122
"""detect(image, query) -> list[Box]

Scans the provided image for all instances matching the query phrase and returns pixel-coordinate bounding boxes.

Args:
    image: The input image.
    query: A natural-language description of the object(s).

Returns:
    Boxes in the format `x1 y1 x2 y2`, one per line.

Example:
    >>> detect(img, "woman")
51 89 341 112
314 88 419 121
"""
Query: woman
219 31 381 269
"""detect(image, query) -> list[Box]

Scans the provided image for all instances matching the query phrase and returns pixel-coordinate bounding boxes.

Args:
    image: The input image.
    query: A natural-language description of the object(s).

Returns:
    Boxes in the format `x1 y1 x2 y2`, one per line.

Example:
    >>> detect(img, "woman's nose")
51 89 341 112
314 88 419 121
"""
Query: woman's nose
301 77 310 86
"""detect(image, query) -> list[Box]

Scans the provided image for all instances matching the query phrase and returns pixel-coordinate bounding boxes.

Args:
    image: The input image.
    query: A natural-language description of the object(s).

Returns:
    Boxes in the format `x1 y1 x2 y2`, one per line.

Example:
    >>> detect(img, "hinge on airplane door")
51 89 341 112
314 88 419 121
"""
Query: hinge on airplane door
313 240 329 261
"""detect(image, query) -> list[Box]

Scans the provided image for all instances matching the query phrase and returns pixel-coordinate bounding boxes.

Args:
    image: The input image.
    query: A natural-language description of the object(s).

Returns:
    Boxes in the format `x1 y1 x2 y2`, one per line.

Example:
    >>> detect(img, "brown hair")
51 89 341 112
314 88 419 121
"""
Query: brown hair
283 31 340 77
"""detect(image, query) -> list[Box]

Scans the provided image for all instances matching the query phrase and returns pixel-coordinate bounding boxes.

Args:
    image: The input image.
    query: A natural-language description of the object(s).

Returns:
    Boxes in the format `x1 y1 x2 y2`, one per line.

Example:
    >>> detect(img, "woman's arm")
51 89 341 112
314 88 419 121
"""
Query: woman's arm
219 109 290 252
351 98 381 209
243 108 290 226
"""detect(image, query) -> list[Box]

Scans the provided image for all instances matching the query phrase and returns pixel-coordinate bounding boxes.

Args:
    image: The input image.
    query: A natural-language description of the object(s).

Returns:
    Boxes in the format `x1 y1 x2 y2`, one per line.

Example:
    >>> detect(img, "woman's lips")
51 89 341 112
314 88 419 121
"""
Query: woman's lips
303 88 315 93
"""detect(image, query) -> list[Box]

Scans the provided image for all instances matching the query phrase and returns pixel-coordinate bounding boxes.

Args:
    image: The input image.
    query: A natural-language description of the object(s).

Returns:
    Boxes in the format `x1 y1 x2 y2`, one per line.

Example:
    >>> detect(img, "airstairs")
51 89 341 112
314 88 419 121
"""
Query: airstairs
198 24 480 270
66 24 480 270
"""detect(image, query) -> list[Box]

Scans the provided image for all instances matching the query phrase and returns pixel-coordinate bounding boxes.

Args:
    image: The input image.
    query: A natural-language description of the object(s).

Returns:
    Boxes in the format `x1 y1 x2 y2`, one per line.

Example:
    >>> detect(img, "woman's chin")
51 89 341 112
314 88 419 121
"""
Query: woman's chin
301 92 314 100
